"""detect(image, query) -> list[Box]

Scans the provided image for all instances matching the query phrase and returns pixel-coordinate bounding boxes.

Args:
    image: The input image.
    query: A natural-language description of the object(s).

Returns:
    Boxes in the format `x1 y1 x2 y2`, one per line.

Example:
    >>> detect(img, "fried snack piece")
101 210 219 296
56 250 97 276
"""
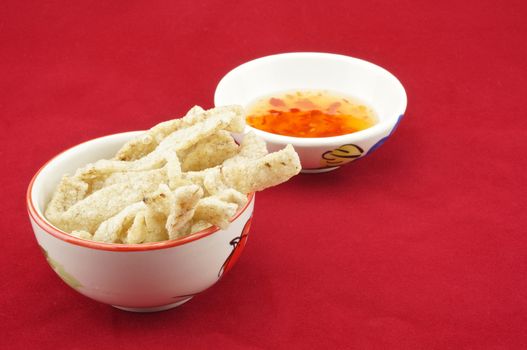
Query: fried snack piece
202 169 227 195
70 230 93 240
52 173 164 234
193 197 238 230
114 106 206 161
189 189 248 232
73 106 244 184
185 144 300 195
190 220 212 234
126 212 147 244
184 131 269 195
180 131 238 172
143 209 169 243
93 202 147 243
45 108 242 221
134 185 172 243
45 176 89 225
222 144 301 194
91 168 167 193
115 105 244 161
165 185 203 240
124 184 202 244
44 105 302 244
222 132 268 167
214 189 248 209
92 184 204 243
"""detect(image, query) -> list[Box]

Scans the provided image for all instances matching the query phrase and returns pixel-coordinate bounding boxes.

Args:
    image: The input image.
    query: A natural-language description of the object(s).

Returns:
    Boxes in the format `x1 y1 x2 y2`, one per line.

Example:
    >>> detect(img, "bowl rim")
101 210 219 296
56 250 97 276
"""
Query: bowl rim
214 51 407 147
26 132 255 252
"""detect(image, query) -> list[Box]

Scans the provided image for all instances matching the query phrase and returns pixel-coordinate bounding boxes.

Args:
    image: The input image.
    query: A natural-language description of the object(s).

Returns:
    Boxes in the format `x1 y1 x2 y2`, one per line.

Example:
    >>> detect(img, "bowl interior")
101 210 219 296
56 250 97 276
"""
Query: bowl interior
31 131 143 218
214 52 407 126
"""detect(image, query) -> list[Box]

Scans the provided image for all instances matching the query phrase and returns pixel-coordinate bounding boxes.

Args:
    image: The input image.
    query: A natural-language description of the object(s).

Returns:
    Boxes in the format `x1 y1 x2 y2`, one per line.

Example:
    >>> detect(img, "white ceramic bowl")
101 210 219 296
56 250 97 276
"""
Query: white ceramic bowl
215 52 407 173
27 132 254 312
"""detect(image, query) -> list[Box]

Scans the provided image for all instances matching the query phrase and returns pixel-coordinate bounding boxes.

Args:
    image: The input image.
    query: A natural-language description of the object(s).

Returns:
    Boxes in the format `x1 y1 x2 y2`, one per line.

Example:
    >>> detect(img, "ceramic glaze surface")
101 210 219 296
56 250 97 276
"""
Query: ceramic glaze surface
27 132 255 311
215 52 407 172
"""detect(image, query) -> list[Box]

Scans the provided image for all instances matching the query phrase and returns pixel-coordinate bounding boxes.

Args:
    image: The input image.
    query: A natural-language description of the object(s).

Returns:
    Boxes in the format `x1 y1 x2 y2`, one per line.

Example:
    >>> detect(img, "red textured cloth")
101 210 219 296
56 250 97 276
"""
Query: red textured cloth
2 0 527 349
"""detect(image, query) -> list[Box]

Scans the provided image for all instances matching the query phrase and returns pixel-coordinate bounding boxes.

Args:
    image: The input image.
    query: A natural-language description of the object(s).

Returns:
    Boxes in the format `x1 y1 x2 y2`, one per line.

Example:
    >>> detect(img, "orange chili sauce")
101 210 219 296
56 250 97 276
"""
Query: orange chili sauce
246 90 377 138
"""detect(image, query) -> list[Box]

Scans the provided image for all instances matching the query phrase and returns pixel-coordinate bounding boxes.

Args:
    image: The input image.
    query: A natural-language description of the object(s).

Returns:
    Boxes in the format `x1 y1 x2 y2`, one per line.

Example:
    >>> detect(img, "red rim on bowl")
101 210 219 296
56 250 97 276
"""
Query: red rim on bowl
26 136 255 252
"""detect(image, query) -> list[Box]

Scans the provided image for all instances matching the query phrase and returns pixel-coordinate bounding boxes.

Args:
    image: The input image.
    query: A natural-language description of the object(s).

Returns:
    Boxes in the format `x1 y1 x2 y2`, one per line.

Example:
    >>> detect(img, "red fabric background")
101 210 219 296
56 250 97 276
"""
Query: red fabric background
1 0 526 349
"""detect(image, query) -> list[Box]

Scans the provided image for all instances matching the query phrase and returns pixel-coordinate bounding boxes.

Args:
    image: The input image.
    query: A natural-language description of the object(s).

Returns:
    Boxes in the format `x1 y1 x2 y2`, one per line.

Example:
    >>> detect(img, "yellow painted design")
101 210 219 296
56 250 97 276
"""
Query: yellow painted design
40 246 82 289
320 144 364 168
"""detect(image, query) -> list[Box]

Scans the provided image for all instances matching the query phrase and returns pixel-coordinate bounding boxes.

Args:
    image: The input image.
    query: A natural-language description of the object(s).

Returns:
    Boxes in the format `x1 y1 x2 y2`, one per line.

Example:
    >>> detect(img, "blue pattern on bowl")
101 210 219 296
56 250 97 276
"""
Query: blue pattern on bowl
366 114 404 155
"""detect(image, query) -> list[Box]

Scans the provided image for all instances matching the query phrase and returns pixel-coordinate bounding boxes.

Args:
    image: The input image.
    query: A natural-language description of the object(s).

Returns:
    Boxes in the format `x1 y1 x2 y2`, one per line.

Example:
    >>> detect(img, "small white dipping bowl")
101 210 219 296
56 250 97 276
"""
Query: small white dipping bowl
27 132 254 312
215 52 407 173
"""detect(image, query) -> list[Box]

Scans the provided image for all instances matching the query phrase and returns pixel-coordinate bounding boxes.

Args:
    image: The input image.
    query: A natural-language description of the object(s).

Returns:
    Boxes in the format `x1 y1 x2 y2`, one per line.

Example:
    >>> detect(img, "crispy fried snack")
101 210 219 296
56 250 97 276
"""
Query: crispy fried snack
44 105 301 244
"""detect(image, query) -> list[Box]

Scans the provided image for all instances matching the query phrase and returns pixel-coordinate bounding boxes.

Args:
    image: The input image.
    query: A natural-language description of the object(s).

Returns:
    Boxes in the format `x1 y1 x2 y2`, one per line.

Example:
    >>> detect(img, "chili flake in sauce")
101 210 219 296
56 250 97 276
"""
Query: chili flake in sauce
246 90 377 138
